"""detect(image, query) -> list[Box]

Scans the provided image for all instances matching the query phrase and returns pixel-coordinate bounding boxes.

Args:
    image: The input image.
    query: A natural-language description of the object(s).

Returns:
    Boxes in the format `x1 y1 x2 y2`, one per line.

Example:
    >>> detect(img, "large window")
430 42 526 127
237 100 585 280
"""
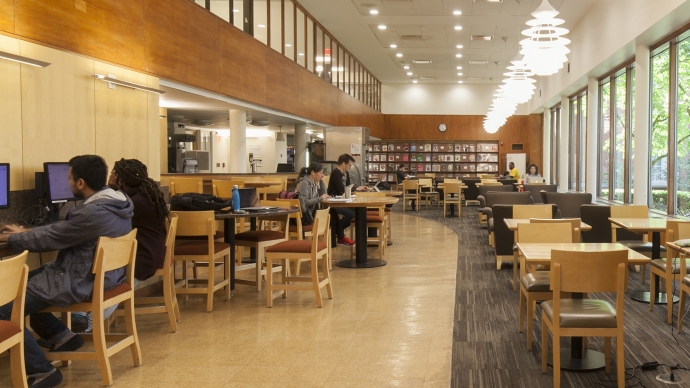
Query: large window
651 46 670 212
599 80 610 198
568 91 587 192
550 104 561 185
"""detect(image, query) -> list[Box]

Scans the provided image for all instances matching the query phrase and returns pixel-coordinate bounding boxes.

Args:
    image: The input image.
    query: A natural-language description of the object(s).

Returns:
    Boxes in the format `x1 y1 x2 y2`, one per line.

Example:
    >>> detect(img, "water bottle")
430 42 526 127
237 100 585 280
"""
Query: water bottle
232 185 241 212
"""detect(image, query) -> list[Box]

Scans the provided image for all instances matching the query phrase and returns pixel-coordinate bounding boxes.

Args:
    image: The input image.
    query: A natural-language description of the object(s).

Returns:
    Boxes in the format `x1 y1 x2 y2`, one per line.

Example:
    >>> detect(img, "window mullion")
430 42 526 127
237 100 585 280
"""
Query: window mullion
668 40 679 215
609 76 616 201
624 68 633 203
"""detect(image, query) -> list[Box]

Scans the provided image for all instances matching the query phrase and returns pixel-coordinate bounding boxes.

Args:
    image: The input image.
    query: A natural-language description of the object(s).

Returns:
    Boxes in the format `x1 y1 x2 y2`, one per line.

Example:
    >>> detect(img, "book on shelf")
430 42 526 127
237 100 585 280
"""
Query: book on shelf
432 164 441 172
454 144 462 152
424 144 431 152
410 144 416 152
402 154 408 162
417 164 424 172
373 154 379 161
403 143 409 151
454 154 461 162
424 164 431 172
432 155 438 162
381 144 387 152
425 155 431 162
388 174 395 182
447 164 453 171
394 154 401 161
374 144 380 152
388 155 394 161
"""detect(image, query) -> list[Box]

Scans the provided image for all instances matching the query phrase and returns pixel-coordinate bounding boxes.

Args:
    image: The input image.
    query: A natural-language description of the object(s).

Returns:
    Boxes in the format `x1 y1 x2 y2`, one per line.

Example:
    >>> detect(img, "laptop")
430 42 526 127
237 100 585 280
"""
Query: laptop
238 188 261 209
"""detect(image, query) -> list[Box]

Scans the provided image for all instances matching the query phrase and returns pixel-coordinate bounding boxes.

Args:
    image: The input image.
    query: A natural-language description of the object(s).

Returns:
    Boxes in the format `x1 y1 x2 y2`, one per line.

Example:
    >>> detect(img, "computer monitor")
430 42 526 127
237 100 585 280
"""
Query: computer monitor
0 163 9 210
276 163 294 173
43 162 78 203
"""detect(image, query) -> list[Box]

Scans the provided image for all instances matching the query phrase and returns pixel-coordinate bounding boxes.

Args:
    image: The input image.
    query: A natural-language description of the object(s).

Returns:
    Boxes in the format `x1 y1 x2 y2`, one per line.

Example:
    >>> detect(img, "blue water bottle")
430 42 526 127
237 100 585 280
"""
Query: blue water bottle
232 185 241 212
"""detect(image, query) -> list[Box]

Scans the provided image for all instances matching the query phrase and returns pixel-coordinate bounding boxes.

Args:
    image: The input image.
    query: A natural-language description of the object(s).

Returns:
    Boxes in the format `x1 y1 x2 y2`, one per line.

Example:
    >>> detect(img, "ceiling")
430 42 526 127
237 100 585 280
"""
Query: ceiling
297 0 598 84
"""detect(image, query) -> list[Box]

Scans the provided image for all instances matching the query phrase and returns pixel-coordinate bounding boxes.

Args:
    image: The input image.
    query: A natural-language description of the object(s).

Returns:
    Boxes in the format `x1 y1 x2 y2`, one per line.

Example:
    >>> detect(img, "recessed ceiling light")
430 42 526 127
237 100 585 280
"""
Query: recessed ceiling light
285 44 292 47
456 44 463 49
457 73 463 76
453 10 461 15
454 26 462 30
390 44 397 48
396 53 403 57
403 65 410 69
471 35 494 41
412 80 418 83
370 9 379 14
378 25 386 30
458 81 463 84
233 9 239 12
456 66 463 69
258 24 265 28
406 72 413 75
298 53 304 56
456 54 462 58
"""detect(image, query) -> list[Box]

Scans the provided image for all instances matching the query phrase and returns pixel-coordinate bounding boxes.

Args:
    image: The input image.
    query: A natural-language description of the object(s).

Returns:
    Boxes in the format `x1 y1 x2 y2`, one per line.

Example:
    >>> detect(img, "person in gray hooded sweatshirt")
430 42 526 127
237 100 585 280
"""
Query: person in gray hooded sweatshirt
0 155 134 388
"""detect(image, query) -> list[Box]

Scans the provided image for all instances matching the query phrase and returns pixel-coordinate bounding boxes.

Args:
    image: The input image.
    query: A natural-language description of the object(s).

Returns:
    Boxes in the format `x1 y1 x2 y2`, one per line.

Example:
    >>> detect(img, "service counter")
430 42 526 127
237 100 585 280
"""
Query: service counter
161 173 298 194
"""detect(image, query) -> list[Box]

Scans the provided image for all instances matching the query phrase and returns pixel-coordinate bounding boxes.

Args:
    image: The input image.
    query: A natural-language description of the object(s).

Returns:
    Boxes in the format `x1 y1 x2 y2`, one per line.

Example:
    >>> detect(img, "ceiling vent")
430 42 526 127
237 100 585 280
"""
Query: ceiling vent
412 59 432 64
473 0 503 2
467 77 484 80
401 35 424 41
469 60 489 65
419 76 436 80
471 35 494 41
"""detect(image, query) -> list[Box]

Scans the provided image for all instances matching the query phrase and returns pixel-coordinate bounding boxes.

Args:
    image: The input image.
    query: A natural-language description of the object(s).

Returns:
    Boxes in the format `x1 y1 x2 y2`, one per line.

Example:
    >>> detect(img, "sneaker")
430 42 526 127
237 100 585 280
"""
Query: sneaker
50 334 84 352
337 237 356 246
28 368 63 388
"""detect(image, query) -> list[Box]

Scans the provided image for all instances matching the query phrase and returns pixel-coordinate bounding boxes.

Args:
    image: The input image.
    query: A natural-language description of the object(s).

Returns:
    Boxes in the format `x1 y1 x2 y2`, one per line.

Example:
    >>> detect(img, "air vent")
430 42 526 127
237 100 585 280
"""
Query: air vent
412 59 432 64
473 0 503 2
471 35 494 41
469 60 488 65
401 35 424 41
467 77 483 80
419 76 435 80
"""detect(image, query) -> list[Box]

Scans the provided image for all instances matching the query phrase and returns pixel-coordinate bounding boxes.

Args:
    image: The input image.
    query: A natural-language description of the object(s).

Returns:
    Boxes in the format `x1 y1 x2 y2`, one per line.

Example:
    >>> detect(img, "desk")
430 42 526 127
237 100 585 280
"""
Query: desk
516 242 650 371
504 219 592 232
324 197 399 268
242 181 283 189
214 208 298 289
608 217 671 304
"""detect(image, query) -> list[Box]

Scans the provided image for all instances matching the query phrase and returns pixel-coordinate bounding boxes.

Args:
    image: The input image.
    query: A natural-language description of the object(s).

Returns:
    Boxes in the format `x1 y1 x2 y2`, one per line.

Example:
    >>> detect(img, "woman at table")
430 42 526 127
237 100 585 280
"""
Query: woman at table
525 164 543 183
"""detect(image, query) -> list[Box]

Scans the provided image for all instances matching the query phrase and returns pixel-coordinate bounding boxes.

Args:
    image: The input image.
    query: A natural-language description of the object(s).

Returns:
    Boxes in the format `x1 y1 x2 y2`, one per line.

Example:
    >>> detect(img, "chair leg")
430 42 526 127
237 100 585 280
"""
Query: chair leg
182 261 189 302
321 254 333 299
163 272 178 332
124 298 142 367
679 289 687 333
224 254 231 301
553 330 561 388
266 256 274 307
650 273 656 311
206 258 215 313
9 341 26 388
255 251 263 292
541 317 548 373
92 309 113 387
641 264 647 284
604 337 611 374
281 259 288 299
616 335 625 388
667 276 674 324
512 252 518 292
526 295 535 351
518 289 525 334
311 256 323 308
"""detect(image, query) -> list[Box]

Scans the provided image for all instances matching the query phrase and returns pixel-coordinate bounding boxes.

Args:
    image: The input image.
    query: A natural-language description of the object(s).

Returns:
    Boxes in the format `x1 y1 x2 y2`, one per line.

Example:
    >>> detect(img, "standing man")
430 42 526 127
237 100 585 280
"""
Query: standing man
0 155 133 388
508 162 520 180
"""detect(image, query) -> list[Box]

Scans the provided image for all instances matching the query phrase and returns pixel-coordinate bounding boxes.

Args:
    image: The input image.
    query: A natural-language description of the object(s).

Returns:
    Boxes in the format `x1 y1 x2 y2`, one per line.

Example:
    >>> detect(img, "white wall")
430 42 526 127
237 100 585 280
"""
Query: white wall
246 136 277 173
212 131 230 173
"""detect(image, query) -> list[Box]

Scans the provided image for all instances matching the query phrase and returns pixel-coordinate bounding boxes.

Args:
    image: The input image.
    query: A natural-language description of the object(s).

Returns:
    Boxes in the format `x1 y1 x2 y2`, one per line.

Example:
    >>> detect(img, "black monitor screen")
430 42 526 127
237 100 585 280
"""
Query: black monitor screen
44 163 78 203
0 163 8 209
238 188 261 208
276 163 294 173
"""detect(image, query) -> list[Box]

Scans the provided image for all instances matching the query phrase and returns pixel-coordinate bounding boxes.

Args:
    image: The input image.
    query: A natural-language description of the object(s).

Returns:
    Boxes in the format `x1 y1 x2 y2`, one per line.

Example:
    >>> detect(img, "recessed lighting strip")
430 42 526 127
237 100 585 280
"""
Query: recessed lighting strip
92 74 166 94
0 50 51 67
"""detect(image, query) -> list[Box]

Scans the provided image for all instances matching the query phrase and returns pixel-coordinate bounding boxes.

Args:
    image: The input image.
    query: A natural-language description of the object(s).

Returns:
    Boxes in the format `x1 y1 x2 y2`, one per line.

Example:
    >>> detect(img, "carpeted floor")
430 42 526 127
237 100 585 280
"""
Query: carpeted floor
391 201 690 388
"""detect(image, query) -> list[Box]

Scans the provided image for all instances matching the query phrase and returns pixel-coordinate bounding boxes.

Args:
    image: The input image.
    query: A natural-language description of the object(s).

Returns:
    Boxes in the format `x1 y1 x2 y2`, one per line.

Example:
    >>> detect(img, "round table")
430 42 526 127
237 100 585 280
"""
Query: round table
214 207 299 289
324 197 399 269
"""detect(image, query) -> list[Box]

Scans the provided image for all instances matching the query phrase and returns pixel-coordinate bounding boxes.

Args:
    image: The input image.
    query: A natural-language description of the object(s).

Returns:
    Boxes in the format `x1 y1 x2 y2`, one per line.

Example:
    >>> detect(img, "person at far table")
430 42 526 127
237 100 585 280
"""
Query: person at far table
396 164 406 184
0 155 134 388
508 162 520 180
525 164 543 183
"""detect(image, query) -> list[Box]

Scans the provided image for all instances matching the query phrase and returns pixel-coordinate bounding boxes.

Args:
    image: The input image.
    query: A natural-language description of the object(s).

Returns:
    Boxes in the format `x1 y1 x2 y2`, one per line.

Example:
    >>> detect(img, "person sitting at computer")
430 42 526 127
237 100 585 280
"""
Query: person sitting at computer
396 164 406 184
508 162 520 180
0 155 133 388
524 164 543 184
327 154 366 246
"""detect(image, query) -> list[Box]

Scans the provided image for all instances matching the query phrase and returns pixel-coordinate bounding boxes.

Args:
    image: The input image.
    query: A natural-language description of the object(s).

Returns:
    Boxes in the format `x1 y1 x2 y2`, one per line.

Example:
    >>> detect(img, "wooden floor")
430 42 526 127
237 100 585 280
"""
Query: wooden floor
0 212 457 387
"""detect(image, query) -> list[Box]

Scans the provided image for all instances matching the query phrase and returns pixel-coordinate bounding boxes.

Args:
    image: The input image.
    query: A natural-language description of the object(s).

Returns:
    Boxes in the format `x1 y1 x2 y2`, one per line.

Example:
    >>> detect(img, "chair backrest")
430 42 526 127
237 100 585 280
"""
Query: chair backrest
481 182 503 186
478 184 512 197
523 184 557 204
543 192 593 218
492 205 515 255
0 251 29 307
528 218 581 242
259 200 290 238
444 182 462 195
164 215 179 269
93 229 138 273
403 180 419 193
485 192 533 208
170 177 203 196
418 178 433 188
517 223 573 244
312 208 331 246
551 249 627 294
481 179 497 183
513 204 552 219
258 177 288 196
667 220 690 242
580 204 612 243
212 179 243 198
610 205 648 218
445 178 460 184
172 210 216 238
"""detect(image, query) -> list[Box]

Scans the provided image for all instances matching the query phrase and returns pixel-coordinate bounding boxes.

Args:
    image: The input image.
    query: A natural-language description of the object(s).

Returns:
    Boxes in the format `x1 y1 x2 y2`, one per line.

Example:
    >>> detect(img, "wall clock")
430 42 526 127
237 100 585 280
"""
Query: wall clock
438 123 447 132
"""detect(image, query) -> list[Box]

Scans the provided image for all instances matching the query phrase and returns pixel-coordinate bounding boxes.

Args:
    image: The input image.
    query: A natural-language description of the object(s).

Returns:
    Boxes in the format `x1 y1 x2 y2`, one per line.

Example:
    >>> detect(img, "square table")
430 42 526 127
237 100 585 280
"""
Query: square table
516 242 651 372
504 219 592 232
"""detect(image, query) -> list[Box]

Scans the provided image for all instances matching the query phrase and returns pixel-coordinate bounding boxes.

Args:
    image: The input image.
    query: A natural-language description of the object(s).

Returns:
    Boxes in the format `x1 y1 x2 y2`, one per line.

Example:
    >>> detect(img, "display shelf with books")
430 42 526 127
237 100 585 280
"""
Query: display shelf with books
366 141 499 183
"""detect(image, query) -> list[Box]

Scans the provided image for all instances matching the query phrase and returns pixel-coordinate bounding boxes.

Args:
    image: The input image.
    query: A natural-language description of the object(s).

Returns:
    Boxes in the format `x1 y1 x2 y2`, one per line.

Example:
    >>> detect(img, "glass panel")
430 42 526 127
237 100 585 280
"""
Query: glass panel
306 18 314 71
315 25 324 78
677 39 690 216
269 0 282 52
254 0 268 44
630 67 636 203
284 1 294 59
210 0 230 23
569 99 577 190
324 35 332 83
651 49 670 212
338 46 345 92
195 0 205 8
613 73 627 202
579 94 587 191
232 0 243 30
600 81 611 198
295 8 305 67
551 107 560 185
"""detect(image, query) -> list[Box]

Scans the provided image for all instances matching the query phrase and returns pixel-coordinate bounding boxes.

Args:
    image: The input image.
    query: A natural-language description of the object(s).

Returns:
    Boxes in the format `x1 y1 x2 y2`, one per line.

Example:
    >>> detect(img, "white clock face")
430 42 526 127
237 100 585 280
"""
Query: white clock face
439 124 447 132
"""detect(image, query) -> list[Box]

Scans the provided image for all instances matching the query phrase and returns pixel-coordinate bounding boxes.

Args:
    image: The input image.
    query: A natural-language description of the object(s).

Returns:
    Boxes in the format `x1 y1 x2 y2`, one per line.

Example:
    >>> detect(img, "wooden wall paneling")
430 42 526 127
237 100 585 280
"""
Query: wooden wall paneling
0 35 22 190
529 113 544 170
219 22 266 106
143 0 219 92
265 49 299 115
14 0 146 70
321 84 339 125
297 66 322 121
20 41 95 189
498 116 530 171
0 0 14 33
147 76 161 180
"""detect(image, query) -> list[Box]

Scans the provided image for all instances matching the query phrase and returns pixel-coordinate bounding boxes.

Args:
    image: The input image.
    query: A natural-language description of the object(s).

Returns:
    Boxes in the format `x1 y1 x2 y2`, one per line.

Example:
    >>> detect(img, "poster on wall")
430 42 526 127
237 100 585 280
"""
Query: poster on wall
351 143 361 156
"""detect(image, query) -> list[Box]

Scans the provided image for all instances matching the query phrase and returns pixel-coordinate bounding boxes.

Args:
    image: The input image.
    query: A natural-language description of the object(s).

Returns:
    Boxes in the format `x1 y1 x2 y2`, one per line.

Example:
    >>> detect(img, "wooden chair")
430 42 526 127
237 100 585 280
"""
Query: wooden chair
172 211 230 312
43 230 141 387
530 218 582 243
0 251 28 388
675 239 690 333
610 205 652 282
169 177 203 196
512 204 552 220
212 179 244 198
443 182 462 218
234 203 289 291
257 177 287 200
349 205 387 260
402 180 420 211
541 249 627 388
265 208 333 307
516 223 573 350
418 178 439 208
359 191 393 243
650 221 690 324
275 199 316 275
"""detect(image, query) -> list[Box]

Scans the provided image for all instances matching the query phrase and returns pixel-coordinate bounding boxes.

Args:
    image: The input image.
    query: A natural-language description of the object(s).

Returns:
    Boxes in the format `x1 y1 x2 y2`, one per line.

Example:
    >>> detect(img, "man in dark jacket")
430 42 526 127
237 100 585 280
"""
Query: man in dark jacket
0 155 133 388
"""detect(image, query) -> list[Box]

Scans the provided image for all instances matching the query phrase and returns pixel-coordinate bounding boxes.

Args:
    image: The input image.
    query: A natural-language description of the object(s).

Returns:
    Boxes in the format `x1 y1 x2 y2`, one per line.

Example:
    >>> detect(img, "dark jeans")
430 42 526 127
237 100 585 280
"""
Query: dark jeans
0 268 70 375
330 207 354 240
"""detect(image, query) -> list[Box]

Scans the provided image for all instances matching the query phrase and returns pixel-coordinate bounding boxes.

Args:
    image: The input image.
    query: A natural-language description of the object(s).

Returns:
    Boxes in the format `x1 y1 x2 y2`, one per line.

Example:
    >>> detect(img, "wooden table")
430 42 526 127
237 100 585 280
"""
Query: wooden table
214 207 299 289
504 219 592 232
0 242 14 258
324 196 399 268
436 185 468 216
608 217 670 304
516 242 650 371
242 181 283 188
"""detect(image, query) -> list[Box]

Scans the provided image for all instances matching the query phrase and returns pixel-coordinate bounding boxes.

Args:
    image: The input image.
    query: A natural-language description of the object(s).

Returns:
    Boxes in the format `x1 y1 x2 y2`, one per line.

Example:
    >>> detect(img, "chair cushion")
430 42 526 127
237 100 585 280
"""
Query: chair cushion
351 216 385 223
178 230 224 241
235 230 286 242
617 241 666 253
289 224 313 233
541 299 617 328
266 240 328 253
0 321 21 342
175 241 231 255
520 271 551 292
83 282 133 303
650 258 690 274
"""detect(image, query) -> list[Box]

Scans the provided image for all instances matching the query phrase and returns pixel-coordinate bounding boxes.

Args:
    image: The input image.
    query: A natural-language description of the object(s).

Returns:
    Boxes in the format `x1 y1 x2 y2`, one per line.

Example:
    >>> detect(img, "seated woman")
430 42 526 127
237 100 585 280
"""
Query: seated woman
525 164 543 183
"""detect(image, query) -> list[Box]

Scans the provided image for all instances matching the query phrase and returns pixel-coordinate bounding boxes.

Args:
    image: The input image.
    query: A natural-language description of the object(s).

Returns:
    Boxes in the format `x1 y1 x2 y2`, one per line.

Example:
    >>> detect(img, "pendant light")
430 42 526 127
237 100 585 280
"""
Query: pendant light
276 126 286 141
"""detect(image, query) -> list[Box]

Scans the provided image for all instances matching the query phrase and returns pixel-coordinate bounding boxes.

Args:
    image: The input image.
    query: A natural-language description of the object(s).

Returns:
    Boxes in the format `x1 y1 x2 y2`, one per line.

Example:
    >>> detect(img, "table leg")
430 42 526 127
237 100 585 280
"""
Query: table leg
631 231 680 304
223 218 236 291
248 218 257 263
336 207 386 268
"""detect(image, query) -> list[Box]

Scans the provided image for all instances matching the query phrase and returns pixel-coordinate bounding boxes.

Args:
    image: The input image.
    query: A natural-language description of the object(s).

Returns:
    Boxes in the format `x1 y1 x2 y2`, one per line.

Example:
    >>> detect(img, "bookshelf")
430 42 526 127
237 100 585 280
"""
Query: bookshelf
366 141 499 183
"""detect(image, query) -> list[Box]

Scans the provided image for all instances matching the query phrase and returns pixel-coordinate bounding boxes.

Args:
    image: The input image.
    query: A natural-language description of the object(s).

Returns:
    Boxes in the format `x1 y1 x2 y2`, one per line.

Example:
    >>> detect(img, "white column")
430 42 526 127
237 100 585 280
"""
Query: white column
633 45 651 205
586 77 599 201
229 109 247 173
294 124 307 171
559 95 570 192
542 109 551 182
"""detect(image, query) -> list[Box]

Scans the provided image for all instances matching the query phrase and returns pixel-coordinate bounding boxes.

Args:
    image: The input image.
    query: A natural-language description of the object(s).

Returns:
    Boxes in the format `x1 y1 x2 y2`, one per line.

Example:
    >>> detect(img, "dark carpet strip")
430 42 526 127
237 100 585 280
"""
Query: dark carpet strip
391 202 690 387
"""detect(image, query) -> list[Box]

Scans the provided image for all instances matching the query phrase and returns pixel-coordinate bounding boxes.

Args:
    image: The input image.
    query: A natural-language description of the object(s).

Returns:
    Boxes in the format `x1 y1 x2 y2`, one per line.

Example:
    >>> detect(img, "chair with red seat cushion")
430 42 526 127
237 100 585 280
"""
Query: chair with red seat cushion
350 206 387 260
265 208 333 307
0 250 29 388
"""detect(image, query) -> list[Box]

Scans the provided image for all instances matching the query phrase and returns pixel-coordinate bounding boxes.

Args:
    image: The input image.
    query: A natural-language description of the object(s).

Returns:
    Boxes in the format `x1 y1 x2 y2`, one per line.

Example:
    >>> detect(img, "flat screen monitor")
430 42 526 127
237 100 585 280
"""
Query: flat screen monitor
44 162 78 203
0 163 9 209
276 163 294 173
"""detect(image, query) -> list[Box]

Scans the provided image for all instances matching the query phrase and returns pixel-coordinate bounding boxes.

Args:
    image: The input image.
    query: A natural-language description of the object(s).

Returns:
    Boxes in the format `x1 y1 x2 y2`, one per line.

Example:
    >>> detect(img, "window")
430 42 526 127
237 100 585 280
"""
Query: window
550 104 561 185
651 46 670 212
613 73 627 202
677 37 690 216
599 80 611 198
568 91 586 192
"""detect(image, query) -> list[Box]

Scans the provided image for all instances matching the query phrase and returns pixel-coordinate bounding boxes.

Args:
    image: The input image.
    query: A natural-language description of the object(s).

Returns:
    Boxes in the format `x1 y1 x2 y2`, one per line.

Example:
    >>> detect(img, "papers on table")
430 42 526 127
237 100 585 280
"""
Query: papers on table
325 198 353 203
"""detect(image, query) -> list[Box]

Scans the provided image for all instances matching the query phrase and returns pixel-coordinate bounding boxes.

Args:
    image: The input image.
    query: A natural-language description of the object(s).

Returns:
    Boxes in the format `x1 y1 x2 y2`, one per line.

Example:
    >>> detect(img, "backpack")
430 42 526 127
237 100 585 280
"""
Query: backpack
170 193 232 211
278 190 299 200
377 182 391 191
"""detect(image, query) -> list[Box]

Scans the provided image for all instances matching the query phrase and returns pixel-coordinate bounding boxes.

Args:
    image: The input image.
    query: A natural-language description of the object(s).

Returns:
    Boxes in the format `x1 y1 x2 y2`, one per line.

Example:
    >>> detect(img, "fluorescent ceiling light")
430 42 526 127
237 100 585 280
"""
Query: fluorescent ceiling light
92 74 165 94
257 24 265 28
453 10 461 15
406 72 413 75
396 53 403 57
456 66 463 69
469 60 489 65
378 25 386 30
457 73 463 76
390 44 397 48
456 44 463 49
458 81 463 83
403 65 410 69
370 9 378 14
412 80 418 83
285 44 292 47
419 76 435 80
471 35 494 41
233 9 239 12
454 26 462 30
412 59 432 64
0 50 50 67
455 54 462 58
298 53 304 56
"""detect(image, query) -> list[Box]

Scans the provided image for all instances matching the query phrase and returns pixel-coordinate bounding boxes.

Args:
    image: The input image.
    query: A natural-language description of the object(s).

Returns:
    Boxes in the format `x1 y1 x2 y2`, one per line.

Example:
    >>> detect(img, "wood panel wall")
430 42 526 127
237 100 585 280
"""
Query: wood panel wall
0 0 384 132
